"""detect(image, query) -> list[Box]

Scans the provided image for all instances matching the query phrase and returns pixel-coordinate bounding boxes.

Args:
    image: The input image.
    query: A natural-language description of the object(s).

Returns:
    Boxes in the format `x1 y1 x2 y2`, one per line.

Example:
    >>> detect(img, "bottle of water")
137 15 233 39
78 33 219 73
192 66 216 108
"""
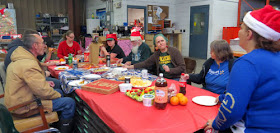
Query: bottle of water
73 59 78 70
106 55 110 67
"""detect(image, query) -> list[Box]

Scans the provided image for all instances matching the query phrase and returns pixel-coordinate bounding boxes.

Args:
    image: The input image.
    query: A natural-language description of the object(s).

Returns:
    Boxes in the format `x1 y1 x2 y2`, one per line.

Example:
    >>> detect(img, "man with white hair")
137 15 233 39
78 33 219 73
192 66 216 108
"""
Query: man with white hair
117 31 151 65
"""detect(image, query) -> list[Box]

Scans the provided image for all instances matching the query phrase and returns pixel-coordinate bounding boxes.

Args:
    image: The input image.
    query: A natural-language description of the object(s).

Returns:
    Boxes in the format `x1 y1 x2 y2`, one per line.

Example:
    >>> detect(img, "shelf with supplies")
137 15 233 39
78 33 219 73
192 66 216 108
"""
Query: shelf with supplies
50 16 69 44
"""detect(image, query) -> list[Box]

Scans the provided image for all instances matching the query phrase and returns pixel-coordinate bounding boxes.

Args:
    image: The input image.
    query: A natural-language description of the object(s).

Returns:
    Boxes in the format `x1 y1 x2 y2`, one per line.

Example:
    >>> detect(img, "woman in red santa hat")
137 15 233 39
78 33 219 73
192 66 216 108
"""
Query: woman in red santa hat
100 34 125 59
204 5 280 132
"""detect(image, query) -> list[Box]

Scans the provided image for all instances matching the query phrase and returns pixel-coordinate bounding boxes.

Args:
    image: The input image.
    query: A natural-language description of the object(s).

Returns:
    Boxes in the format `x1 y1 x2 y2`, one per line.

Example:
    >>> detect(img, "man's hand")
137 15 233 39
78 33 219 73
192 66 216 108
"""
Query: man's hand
123 64 134 69
125 61 131 66
47 61 57 66
47 81 55 87
45 71 51 77
162 65 170 72
116 58 123 64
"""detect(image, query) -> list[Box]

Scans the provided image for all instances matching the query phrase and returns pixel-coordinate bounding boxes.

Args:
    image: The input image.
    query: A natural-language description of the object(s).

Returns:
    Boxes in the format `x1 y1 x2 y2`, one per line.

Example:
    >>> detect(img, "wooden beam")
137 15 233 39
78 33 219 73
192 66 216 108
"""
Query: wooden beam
74 0 81 38
266 0 270 5
68 0 74 31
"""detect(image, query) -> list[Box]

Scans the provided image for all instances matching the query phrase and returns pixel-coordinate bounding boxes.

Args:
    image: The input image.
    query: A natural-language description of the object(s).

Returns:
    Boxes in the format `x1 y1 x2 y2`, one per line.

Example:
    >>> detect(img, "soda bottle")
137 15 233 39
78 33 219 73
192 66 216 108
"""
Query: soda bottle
154 73 168 110
68 54 73 64
106 55 110 67
179 73 187 95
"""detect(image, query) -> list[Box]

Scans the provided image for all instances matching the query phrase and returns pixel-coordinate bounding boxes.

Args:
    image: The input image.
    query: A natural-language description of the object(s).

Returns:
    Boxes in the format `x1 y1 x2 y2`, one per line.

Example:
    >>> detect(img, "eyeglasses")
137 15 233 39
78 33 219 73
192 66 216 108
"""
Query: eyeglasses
36 42 47 45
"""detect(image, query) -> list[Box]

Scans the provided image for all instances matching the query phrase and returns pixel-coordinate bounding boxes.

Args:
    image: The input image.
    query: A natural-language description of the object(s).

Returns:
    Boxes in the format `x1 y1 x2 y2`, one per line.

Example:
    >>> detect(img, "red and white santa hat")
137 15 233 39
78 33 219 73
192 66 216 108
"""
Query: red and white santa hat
243 5 280 41
130 31 143 41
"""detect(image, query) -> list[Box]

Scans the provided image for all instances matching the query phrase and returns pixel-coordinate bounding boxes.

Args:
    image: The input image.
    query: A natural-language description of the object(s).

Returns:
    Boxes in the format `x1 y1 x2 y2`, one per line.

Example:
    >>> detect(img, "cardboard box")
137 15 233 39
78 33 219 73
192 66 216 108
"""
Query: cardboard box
89 42 100 65
98 36 106 43
81 79 123 94
145 40 153 46
145 34 154 41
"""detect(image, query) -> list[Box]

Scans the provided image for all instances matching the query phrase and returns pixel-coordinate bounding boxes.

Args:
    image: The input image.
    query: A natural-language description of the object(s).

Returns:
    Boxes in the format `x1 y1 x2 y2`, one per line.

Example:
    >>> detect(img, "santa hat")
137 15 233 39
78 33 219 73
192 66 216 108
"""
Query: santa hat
243 5 280 41
106 34 117 41
130 31 143 41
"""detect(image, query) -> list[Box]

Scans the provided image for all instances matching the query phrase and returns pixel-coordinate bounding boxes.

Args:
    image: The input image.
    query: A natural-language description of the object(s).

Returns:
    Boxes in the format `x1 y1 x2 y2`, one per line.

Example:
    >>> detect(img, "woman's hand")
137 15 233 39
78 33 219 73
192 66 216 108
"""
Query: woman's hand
183 74 190 80
203 119 214 131
77 50 82 54
162 64 170 72
215 96 220 104
116 58 123 64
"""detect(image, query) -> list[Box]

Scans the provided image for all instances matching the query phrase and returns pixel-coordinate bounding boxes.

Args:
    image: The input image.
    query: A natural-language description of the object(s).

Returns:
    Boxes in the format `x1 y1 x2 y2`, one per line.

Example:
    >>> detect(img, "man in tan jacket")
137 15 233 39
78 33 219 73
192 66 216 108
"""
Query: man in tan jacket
5 34 75 133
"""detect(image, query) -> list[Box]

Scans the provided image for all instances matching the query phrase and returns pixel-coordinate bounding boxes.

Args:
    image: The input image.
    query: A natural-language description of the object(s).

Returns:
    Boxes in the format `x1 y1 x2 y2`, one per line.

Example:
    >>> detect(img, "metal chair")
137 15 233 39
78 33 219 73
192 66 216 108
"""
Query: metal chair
184 57 197 85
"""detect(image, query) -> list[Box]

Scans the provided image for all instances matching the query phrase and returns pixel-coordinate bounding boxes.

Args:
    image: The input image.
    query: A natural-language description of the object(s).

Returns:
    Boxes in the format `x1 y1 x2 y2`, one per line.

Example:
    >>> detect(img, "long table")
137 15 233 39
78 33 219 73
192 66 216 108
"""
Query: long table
75 79 219 133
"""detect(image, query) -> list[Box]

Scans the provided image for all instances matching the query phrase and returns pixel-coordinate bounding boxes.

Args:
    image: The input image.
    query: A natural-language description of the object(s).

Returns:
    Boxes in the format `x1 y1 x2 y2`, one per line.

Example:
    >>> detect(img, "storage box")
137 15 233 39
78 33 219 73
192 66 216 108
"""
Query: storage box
145 34 154 41
81 79 123 94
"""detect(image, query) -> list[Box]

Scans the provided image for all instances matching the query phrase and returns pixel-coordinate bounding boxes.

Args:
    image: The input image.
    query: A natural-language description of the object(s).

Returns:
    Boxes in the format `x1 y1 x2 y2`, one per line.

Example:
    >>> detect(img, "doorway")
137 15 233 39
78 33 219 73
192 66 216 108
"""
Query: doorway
127 6 147 33
189 5 209 59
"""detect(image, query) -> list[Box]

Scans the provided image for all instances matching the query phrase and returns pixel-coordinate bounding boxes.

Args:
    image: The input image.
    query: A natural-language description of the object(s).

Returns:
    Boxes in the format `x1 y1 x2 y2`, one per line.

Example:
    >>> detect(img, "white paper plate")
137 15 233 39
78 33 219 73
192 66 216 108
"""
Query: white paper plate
54 66 69 71
81 74 101 80
192 96 217 106
68 80 89 87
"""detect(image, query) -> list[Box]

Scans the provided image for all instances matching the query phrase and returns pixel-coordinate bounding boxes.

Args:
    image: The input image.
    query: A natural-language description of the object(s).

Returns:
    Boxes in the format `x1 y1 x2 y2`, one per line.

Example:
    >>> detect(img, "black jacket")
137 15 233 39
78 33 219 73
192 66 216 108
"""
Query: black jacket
189 58 235 88
4 38 23 71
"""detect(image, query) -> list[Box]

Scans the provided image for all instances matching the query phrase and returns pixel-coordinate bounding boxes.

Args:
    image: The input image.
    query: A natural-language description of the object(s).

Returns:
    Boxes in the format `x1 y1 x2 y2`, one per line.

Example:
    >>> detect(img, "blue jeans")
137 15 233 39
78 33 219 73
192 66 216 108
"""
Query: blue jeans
46 77 61 90
52 90 75 119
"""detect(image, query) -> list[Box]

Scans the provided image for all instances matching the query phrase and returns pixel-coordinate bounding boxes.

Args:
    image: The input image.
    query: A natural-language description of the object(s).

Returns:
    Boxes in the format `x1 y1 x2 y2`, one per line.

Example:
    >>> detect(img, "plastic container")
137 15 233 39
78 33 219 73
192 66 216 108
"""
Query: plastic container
119 83 132 92
142 94 155 107
84 47 90 62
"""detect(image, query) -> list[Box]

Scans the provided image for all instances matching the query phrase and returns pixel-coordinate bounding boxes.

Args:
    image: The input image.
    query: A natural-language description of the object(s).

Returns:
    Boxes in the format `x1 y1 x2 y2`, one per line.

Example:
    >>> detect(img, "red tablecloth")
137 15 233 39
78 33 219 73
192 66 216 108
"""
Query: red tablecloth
47 64 70 79
75 79 219 133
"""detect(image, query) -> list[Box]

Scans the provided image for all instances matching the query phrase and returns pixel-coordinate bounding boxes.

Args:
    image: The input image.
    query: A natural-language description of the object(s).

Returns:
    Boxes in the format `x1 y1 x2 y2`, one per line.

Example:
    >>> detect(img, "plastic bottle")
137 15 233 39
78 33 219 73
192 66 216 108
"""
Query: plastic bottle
68 54 73 64
179 73 187 95
154 73 168 110
84 46 90 62
106 55 110 67
73 59 78 70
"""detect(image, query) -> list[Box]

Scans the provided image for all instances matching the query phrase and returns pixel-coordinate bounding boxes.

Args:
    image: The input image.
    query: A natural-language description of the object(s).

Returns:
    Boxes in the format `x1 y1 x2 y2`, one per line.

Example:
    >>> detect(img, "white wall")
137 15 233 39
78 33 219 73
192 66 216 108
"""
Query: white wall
174 0 238 58
86 0 239 59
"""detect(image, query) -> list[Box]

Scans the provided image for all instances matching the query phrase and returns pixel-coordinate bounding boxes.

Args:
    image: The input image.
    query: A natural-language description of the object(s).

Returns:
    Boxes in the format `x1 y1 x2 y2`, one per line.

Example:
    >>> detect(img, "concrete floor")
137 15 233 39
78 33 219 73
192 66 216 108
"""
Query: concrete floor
0 58 206 104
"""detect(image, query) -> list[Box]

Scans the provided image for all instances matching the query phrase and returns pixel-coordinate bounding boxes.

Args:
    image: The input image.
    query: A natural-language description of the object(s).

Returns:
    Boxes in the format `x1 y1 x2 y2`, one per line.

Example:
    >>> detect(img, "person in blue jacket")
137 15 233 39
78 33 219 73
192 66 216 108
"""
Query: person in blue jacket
184 40 235 95
204 5 280 132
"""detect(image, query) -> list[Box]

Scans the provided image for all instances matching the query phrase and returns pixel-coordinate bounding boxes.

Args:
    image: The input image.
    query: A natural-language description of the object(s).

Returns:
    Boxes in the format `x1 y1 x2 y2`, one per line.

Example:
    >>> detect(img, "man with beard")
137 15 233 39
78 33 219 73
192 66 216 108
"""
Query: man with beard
117 31 151 65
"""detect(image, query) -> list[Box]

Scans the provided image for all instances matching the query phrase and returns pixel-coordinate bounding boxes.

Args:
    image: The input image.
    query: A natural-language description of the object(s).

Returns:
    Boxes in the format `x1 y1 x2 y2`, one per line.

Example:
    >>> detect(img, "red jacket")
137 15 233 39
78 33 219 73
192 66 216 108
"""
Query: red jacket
57 40 81 59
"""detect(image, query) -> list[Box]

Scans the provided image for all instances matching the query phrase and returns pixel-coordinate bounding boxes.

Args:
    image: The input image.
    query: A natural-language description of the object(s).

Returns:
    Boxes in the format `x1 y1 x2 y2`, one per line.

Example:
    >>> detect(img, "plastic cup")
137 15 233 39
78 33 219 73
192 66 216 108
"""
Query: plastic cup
119 83 132 92
141 69 148 79
142 94 155 107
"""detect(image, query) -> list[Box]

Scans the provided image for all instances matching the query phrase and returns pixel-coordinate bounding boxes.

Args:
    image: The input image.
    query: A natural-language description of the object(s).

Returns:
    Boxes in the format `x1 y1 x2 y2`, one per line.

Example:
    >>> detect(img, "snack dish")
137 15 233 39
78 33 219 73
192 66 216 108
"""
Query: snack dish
68 80 89 87
54 66 70 70
125 86 155 102
130 79 152 88
118 75 141 81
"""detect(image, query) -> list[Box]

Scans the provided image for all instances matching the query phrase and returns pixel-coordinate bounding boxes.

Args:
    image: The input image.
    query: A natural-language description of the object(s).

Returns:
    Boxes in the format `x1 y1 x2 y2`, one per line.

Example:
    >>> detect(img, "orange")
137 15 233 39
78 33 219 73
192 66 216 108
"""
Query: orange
179 96 188 106
99 59 103 64
176 93 184 98
170 96 179 106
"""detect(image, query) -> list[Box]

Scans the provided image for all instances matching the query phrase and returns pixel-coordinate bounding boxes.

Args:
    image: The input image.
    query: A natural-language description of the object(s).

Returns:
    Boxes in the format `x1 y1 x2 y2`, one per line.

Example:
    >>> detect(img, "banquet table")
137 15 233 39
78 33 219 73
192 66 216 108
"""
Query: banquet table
74 79 219 133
